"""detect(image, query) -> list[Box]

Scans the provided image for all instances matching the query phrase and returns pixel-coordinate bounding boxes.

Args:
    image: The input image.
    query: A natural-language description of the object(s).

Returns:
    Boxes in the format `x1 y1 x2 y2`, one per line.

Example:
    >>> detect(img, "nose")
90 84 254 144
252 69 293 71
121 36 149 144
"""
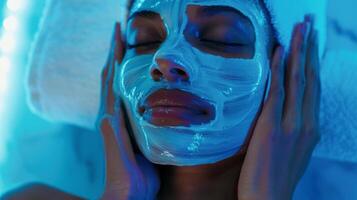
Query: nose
151 58 190 82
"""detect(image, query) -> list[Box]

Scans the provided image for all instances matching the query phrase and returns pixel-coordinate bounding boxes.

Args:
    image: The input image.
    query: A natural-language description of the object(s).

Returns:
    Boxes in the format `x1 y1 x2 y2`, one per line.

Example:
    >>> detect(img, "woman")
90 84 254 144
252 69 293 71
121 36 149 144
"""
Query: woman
3 0 321 199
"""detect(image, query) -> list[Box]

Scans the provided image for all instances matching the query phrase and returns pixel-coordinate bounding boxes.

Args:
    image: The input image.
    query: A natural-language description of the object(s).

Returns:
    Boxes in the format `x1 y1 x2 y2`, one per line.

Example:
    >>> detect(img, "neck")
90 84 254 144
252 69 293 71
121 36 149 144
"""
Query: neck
157 152 246 200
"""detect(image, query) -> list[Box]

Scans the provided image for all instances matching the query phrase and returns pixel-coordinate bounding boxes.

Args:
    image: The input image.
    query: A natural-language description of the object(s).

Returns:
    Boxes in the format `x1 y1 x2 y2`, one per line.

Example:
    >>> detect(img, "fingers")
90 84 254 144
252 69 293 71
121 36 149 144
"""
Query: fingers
100 116 131 193
98 23 138 187
100 112 137 188
293 14 321 164
287 19 321 180
100 23 124 116
259 46 285 127
282 20 311 133
301 24 321 144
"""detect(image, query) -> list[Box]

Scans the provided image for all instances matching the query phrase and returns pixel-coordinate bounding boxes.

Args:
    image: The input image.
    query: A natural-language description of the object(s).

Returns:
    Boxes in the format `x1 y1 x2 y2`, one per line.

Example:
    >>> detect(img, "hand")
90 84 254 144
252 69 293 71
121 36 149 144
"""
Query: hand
97 23 160 200
1 183 83 200
238 17 321 200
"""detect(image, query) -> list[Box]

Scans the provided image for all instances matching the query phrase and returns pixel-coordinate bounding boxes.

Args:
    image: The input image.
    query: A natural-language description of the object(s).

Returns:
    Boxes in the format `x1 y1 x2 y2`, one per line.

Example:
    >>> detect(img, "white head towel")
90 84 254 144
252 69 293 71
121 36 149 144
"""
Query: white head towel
27 0 125 129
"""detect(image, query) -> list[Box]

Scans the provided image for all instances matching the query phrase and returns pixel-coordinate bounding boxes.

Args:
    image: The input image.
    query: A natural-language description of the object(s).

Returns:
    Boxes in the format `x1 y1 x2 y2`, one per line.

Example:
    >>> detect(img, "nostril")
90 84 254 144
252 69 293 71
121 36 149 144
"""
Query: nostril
151 69 163 81
171 68 186 76
170 68 188 80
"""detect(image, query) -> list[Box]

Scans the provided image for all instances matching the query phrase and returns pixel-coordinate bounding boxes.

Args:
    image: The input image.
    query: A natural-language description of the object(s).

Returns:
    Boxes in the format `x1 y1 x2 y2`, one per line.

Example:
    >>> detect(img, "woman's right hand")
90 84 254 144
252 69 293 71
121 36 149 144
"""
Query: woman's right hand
97 23 160 200
237 17 320 200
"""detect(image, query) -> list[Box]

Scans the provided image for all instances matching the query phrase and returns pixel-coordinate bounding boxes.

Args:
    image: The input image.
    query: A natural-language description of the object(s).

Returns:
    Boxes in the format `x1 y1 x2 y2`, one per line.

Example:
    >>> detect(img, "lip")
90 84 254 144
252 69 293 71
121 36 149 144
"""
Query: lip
138 89 215 127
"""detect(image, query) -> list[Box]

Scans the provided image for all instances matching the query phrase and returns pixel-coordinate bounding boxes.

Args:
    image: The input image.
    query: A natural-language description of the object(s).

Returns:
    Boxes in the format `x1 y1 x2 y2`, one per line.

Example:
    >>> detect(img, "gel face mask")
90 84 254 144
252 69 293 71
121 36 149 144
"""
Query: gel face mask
115 0 271 166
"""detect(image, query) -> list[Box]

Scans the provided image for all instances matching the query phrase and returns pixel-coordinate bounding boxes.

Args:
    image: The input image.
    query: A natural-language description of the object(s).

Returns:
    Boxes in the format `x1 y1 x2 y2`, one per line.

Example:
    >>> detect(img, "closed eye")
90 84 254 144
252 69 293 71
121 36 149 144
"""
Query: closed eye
127 41 162 49
184 5 256 58
199 38 244 47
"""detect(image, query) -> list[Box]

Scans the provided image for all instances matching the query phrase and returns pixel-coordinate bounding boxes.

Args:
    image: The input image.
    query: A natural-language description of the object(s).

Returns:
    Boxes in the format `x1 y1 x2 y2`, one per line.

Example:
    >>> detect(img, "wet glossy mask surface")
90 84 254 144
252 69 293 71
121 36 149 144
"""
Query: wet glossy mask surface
115 0 271 166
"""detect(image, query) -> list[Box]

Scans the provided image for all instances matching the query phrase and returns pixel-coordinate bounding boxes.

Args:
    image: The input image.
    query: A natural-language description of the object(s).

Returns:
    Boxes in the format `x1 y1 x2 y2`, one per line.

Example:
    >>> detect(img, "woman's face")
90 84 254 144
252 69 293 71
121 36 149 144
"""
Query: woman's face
115 0 272 166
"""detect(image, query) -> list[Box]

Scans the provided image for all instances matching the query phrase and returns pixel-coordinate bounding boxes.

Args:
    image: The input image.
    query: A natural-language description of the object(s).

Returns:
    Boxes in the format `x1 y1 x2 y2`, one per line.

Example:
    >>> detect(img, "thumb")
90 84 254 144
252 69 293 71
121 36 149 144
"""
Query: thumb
100 108 148 199
98 23 146 198
100 112 136 185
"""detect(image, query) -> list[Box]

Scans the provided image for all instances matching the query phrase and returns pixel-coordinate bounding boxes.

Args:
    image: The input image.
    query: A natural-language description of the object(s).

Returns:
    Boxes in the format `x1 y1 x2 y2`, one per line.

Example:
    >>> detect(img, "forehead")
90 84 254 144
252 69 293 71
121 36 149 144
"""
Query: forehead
130 0 260 20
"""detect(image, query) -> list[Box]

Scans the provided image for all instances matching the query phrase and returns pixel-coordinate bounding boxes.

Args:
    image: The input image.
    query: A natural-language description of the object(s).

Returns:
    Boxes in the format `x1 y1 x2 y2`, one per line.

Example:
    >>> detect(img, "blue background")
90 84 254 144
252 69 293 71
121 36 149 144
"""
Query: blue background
0 0 356 199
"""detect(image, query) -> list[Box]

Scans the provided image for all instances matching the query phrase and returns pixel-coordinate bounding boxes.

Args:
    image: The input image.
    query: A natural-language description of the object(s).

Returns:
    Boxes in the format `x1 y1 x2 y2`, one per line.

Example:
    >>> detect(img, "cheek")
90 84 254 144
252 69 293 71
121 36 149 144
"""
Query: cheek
119 55 152 91
192 49 266 98
118 54 163 124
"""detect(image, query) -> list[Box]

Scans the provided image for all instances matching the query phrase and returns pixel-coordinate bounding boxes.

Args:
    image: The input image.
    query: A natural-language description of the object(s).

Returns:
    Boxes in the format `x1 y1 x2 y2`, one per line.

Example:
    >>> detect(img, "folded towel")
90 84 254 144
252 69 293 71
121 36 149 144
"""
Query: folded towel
314 50 357 162
26 0 124 129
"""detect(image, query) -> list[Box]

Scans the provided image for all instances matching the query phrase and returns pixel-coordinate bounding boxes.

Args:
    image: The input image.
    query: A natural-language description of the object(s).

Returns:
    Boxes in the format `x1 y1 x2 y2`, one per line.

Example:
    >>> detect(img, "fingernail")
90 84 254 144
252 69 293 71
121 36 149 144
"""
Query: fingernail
275 45 283 57
304 14 315 24
306 21 312 36
115 22 121 40
277 46 285 71
301 22 312 39
300 23 307 36
279 46 285 58
305 14 315 37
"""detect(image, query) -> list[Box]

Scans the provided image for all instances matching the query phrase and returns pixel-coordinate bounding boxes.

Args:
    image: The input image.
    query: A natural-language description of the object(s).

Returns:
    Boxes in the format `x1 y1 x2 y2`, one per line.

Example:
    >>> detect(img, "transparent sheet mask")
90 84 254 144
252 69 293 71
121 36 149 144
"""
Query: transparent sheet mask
114 0 271 166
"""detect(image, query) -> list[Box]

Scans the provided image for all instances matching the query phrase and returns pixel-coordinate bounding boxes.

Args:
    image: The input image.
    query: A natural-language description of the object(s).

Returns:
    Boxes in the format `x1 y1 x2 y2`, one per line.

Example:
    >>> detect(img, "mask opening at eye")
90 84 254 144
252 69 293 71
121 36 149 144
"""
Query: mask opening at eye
183 4 256 59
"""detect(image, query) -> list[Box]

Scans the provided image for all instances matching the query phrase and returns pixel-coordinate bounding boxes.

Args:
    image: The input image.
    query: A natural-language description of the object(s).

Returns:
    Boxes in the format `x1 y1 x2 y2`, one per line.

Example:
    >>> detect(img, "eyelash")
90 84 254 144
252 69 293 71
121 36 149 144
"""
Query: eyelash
127 41 162 49
126 38 243 51
199 38 243 47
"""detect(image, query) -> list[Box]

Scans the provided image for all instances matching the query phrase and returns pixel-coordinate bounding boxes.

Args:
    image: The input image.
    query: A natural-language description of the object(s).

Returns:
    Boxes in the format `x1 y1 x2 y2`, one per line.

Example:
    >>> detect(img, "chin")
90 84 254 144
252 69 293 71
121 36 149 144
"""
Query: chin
141 141 239 166
122 94 250 167
129 121 240 166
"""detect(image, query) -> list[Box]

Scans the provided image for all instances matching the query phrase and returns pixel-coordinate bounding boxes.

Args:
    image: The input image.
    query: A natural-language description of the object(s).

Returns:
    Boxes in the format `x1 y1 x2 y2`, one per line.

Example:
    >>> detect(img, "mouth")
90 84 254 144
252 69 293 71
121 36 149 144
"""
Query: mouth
138 89 215 127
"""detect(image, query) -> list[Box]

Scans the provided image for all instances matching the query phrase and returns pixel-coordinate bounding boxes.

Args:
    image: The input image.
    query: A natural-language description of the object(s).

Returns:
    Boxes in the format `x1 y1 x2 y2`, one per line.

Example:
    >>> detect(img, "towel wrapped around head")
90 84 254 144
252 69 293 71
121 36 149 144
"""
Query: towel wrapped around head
264 0 327 58
27 0 357 163
26 0 125 129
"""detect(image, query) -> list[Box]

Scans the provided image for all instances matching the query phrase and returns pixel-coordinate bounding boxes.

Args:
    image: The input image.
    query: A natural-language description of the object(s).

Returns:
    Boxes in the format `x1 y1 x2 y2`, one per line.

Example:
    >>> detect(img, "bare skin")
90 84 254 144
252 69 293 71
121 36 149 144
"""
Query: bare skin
2 11 320 200
1 183 81 200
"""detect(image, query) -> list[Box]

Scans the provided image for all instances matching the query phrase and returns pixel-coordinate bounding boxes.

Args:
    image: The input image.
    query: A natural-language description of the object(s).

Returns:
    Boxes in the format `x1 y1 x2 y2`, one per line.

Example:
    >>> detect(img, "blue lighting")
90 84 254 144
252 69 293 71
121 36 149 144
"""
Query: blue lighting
0 0 357 199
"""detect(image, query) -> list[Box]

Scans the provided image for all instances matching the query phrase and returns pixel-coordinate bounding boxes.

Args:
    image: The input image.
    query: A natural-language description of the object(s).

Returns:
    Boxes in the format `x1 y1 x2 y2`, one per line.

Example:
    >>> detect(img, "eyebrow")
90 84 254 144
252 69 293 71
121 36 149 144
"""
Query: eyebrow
128 10 160 22
199 5 247 19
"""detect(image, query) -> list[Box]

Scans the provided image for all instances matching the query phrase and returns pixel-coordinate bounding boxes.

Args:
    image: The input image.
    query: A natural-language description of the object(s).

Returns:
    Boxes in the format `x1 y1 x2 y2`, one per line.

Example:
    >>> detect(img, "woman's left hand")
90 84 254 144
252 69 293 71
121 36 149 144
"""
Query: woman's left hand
237 17 321 200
